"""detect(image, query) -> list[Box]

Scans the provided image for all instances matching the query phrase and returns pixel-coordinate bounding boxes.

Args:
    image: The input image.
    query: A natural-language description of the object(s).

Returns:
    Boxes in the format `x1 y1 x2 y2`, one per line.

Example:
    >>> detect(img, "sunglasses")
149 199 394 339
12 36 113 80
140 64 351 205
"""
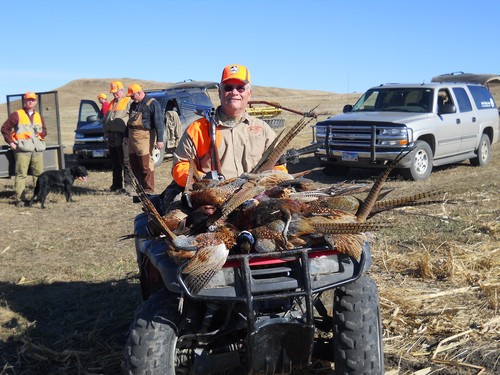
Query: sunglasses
223 84 246 93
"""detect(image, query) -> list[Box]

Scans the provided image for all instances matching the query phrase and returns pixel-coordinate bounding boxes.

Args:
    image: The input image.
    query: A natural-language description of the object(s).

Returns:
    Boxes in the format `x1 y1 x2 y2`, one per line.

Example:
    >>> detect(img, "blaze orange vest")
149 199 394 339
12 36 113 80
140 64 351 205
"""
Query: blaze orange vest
104 96 131 133
13 109 43 141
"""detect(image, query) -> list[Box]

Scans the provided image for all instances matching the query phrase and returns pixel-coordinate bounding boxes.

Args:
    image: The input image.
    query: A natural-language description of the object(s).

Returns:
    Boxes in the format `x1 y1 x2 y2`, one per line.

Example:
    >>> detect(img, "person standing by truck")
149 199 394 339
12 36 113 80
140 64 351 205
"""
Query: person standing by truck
1 92 47 206
126 83 164 193
103 80 133 194
97 92 110 117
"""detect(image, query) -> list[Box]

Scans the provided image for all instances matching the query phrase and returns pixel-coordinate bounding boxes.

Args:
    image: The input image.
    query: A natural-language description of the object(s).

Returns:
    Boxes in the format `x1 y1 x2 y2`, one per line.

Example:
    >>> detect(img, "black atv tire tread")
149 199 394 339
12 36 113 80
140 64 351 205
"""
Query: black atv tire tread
333 275 384 375
124 289 178 374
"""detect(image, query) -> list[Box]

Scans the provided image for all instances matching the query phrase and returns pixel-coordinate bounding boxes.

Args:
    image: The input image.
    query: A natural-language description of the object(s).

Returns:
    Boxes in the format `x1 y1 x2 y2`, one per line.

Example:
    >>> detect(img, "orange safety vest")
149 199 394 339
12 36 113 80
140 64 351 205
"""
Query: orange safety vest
104 96 131 133
109 96 131 112
172 118 222 185
13 109 43 141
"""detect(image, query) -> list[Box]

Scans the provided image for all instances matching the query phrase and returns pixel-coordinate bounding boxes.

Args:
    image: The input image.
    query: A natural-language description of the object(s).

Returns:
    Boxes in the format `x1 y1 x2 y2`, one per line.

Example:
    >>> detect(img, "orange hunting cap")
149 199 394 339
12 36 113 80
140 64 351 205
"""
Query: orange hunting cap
97 93 107 100
221 64 251 84
24 92 37 100
109 81 124 93
127 83 143 97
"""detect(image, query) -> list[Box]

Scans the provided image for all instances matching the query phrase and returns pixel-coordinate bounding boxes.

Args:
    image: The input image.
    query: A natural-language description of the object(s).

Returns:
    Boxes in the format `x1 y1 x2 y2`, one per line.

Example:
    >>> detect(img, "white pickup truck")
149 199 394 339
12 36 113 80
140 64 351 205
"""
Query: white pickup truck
314 75 500 180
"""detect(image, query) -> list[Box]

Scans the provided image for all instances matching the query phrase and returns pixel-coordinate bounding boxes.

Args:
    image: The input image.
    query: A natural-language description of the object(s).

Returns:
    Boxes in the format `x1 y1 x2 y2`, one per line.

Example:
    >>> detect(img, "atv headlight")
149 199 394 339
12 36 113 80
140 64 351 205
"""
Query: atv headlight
310 254 340 280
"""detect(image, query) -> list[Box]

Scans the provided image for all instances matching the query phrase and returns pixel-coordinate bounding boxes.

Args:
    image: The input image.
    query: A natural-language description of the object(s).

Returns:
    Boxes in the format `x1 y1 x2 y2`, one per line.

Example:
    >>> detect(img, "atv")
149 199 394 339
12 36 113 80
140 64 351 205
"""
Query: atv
124 196 384 374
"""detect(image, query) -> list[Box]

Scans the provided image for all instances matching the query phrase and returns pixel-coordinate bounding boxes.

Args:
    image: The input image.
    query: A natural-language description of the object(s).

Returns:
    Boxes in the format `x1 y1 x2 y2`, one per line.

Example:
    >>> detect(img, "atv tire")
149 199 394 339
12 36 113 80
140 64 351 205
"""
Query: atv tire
124 288 180 374
333 275 384 374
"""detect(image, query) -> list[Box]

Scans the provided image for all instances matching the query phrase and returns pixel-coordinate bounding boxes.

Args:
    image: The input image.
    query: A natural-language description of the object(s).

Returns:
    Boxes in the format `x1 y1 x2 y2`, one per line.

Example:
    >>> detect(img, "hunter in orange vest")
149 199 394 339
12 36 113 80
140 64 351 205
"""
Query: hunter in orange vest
1 92 47 206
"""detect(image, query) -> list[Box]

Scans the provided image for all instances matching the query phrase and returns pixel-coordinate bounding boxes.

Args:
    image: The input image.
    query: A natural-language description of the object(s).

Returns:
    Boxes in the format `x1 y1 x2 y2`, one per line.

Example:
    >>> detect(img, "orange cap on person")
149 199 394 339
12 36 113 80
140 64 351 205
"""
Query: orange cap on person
24 92 37 100
97 93 107 100
127 83 143 97
221 64 251 84
109 81 124 93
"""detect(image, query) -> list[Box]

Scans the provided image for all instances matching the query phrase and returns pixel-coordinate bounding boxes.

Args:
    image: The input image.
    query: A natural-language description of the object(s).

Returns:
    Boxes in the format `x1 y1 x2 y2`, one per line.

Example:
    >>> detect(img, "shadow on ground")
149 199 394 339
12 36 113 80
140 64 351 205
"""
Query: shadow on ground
0 278 141 374
288 155 468 184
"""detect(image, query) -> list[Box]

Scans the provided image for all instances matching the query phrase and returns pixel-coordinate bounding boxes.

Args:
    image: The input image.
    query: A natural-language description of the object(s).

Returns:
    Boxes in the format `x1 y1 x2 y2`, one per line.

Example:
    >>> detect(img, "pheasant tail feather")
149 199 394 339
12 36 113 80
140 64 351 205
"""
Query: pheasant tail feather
355 149 411 222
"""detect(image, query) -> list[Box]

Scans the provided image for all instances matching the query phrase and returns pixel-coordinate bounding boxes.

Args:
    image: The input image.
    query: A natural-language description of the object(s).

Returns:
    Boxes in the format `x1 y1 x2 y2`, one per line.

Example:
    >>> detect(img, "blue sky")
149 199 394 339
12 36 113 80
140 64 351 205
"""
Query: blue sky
1 0 498 103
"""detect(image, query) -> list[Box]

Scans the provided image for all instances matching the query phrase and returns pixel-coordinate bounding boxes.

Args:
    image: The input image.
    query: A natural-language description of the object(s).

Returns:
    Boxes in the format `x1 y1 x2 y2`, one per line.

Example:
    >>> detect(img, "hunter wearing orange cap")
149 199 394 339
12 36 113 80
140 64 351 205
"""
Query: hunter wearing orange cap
102 80 133 194
97 92 110 117
1 92 47 206
125 83 164 193
166 64 286 208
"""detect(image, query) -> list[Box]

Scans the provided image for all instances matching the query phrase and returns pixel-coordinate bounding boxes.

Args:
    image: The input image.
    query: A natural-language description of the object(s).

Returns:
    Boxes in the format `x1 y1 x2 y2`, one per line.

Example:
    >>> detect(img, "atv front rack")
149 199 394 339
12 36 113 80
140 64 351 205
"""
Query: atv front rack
177 246 367 328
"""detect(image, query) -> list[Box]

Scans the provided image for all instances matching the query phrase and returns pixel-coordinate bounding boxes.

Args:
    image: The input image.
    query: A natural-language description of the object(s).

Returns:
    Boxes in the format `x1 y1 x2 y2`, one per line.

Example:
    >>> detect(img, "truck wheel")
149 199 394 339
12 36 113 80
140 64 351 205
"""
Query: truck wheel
400 140 433 181
124 289 180 374
333 275 384 375
470 133 491 167
152 145 165 168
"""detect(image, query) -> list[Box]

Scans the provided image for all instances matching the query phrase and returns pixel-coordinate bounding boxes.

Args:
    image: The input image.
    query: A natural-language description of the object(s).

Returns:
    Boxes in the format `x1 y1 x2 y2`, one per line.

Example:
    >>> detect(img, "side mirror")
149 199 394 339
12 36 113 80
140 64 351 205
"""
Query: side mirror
86 115 98 123
343 104 353 113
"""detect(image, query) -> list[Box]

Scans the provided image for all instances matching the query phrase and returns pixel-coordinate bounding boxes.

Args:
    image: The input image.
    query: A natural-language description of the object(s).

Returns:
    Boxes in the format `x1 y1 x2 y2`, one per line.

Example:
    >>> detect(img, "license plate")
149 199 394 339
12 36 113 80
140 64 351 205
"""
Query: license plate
342 152 358 162
92 150 105 158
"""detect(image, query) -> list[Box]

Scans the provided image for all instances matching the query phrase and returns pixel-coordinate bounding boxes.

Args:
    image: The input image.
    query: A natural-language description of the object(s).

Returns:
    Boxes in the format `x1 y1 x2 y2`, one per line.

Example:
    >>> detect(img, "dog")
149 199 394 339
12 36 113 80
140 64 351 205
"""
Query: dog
30 166 88 208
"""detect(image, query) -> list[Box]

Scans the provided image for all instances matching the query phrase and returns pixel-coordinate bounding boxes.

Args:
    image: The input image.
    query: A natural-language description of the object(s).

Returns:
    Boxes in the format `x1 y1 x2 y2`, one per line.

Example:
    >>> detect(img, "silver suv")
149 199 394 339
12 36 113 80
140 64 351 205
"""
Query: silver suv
314 80 500 180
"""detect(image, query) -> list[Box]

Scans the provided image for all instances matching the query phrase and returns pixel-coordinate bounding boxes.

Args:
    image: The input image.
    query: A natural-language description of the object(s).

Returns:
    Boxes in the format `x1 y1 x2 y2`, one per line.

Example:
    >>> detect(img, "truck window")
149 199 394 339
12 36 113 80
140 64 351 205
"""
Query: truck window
80 102 99 121
467 85 497 110
437 89 453 112
369 88 431 112
452 87 472 113
352 90 378 111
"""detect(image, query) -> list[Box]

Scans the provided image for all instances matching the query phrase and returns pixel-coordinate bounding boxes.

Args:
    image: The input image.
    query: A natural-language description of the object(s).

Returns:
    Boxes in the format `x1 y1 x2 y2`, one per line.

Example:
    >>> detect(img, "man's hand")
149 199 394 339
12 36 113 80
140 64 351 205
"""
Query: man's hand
10 142 17 150
156 141 164 150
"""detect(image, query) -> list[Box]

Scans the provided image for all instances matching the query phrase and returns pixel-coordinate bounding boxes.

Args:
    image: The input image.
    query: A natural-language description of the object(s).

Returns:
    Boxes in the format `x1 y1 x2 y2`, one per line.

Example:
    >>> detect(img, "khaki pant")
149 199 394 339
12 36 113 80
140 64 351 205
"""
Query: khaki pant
15 151 44 200
166 111 181 149
129 128 155 193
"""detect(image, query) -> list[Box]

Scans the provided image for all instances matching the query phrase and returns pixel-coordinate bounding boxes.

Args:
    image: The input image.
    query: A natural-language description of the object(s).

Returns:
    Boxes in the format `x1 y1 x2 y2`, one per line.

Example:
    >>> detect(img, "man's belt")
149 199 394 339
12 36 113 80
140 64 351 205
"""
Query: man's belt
128 125 146 130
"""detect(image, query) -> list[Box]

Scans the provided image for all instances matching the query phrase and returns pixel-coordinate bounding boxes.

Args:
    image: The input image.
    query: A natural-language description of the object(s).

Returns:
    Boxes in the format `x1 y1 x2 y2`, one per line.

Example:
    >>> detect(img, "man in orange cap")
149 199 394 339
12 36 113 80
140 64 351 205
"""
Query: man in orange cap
97 93 110 117
126 83 164 193
171 64 286 188
102 80 133 194
160 64 287 211
1 92 47 206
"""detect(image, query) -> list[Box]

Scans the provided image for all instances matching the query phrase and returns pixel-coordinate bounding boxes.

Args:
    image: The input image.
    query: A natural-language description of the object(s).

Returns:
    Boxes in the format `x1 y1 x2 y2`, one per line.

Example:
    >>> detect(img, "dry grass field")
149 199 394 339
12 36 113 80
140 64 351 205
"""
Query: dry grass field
0 79 499 374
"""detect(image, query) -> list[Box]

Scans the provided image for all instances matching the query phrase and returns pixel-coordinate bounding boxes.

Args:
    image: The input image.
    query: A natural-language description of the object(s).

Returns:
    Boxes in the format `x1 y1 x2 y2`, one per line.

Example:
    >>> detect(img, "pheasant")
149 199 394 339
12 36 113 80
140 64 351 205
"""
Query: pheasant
130 173 238 294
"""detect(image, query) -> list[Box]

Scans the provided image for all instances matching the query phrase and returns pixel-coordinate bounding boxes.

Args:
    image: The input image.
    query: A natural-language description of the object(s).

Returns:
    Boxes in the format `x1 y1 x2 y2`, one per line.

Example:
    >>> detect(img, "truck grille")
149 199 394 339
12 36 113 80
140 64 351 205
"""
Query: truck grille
328 124 376 149
316 121 409 153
